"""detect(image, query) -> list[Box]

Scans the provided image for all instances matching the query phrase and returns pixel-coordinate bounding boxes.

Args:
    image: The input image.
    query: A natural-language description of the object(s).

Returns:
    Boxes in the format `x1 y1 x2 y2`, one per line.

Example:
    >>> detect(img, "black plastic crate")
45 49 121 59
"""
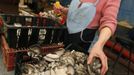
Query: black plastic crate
0 14 68 71
1 14 67 48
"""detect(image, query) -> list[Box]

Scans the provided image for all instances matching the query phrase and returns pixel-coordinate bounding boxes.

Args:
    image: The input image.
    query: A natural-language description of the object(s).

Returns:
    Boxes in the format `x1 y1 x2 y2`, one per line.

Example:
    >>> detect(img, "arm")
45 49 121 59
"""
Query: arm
88 27 111 75
88 0 121 75
97 27 112 47
60 6 68 15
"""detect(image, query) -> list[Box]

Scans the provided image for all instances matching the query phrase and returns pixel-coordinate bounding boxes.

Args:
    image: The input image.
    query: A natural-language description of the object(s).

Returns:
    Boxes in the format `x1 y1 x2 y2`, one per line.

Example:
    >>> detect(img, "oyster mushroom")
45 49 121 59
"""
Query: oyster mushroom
72 51 88 63
89 58 101 75
27 45 41 58
75 63 88 75
41 70 51 75
45 48 65 59
54 48 65 57
46 53 60 59
87 65 95 75
43 55 59 62
54 67 68 75
60 56 75 66
66 65 75 75
21 64 36 74
50 68 56 75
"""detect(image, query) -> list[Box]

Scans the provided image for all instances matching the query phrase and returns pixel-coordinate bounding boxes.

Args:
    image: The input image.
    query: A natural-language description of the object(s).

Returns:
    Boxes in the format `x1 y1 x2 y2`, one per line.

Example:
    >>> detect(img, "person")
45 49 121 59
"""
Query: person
54 0 121 75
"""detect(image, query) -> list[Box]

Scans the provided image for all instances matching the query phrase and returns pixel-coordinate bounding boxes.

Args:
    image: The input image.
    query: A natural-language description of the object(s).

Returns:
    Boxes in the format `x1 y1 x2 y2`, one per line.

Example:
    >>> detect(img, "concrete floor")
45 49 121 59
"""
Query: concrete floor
0 50 14 75
107 59 134 75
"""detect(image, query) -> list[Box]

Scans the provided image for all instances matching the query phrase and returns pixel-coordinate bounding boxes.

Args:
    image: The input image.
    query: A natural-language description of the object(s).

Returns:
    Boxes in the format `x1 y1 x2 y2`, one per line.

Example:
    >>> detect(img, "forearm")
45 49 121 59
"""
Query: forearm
96 27 112 48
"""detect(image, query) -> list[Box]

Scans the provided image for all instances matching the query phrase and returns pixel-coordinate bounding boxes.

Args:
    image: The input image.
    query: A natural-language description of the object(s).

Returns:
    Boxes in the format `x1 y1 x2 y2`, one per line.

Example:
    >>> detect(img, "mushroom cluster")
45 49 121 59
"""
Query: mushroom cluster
21 46 101 75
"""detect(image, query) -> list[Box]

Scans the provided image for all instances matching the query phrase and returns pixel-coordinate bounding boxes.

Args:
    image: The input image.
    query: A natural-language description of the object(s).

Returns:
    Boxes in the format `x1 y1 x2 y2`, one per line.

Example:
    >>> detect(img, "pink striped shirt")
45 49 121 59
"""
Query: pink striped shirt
85 0 121 34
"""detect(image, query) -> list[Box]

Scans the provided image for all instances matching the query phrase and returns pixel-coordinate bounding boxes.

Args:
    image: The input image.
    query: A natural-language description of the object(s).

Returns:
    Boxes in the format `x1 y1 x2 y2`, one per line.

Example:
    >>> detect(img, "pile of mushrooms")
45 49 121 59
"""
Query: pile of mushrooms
21 45 101 75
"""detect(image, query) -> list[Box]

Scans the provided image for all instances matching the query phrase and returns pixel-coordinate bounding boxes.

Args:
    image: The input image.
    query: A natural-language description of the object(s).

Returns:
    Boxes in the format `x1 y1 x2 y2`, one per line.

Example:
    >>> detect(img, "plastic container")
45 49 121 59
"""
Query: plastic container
0 14 67 71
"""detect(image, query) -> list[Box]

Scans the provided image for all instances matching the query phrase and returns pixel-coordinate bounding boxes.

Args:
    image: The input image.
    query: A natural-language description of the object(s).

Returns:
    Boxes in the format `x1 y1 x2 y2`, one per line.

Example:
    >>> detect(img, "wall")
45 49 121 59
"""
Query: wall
0 0 19 14
117 0 134 25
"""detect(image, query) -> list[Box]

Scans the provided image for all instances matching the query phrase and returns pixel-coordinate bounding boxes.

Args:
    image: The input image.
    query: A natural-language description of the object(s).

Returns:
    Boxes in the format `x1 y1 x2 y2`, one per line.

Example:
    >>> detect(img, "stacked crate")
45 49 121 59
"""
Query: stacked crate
0 14 67 71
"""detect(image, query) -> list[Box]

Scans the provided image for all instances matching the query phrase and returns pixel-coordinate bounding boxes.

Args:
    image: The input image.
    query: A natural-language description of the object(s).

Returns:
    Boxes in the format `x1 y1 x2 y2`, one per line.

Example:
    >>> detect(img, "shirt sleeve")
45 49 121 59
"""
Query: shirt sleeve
99 0 121 35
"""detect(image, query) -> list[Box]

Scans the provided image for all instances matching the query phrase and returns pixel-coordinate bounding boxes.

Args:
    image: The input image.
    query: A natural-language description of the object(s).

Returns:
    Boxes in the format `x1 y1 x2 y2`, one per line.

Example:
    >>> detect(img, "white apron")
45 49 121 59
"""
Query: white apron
67 0 99 34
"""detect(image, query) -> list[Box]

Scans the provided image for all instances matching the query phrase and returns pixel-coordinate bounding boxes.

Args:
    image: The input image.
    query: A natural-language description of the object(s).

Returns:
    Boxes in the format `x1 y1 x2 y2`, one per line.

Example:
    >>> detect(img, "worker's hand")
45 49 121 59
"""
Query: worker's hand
87 43 108 75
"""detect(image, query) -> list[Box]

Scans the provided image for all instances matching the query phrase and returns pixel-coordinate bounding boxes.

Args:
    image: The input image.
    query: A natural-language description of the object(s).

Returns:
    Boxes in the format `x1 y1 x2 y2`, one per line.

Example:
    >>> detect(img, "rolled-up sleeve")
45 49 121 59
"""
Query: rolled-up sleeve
99 0 121 35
